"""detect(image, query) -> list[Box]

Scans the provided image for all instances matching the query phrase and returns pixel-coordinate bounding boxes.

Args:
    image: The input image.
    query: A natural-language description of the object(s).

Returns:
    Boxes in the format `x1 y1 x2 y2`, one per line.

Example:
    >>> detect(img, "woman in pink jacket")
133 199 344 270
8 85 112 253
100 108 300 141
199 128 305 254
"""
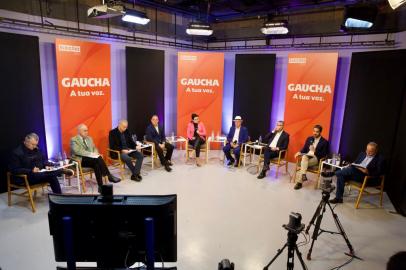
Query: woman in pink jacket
186 113 207 166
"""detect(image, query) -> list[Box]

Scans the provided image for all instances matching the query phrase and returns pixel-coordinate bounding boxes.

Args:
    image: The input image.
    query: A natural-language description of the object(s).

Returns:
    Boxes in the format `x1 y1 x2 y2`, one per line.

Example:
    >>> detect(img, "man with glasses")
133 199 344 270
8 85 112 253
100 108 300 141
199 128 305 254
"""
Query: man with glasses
9 133 73 194
71 124 120 189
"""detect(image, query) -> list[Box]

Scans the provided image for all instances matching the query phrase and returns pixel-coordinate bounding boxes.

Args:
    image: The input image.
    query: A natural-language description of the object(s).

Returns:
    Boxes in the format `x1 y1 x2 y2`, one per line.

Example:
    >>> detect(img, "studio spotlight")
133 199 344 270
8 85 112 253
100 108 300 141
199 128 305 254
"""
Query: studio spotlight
186 22 213 36
342 5 377 29
388 0 406 9
260 20 289 35
122 9 150 25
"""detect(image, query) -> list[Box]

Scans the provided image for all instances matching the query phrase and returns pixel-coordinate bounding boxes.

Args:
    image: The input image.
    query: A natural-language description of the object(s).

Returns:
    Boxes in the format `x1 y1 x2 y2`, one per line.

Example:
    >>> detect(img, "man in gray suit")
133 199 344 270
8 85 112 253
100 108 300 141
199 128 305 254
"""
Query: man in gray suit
71 124 120 188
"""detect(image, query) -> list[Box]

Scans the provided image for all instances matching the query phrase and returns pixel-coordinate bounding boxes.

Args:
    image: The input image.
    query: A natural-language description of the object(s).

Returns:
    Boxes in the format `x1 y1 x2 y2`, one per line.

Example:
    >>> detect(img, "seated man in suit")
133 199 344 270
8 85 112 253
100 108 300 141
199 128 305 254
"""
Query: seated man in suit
257 121 289 179
329 142 384 204
294 124 329 190
71 124 120 189
109 120 144 181
8 133 73 194
145 115 173 172
223 116 249 167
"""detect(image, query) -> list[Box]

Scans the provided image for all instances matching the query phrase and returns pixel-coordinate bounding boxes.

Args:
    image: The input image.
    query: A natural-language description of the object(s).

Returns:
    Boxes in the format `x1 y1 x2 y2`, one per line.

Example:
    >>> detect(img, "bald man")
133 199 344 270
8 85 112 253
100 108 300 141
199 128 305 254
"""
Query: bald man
71 124 120 188
109 120 144 181
329 142 384 204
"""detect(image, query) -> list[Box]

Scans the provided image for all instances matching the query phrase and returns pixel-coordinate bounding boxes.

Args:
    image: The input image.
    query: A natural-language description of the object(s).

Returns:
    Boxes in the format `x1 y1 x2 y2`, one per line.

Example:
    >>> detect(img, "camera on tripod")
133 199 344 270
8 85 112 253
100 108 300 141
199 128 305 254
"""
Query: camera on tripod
320 171 335 193
283 212 305 234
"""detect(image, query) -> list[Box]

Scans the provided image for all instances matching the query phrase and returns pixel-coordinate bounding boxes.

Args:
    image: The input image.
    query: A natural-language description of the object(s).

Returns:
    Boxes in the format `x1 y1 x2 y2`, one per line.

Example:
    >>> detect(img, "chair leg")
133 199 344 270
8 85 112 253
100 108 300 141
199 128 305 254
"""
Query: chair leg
291 163 298 183
285 161 288 174
81 175 87 193
355 181 367 209
379 184 384 207
7 178 11 207
314 174 320 189
27 187 36 213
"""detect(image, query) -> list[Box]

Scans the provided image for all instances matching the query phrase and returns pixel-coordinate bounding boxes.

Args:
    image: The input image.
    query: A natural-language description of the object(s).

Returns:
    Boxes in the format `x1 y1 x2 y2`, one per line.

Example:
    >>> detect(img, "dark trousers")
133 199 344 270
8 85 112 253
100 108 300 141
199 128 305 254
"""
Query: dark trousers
263 147 279 169
29 171 62 194
153 142 174 165
121 151 144 175
189 137 205 157
223 143 241 163
81 156 110 186
335 166 365 199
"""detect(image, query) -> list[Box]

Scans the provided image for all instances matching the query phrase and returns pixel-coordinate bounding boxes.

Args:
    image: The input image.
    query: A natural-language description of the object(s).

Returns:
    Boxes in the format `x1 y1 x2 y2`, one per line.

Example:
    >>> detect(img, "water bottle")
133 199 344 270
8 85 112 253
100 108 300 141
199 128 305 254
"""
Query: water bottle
216 131 220 140
63 151 68 165
132 134 137 143
171 131 175 142
332 153 336 166
57 152 63 167
211 130 214 141
337 153 341 166
259 136 262 144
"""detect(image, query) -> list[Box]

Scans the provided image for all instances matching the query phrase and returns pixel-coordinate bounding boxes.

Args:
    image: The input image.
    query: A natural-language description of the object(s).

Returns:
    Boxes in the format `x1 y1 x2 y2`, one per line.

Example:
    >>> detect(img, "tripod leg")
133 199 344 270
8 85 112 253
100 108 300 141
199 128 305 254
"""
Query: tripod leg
295 245 308 270
287 244 295 270
307 201 327 260
263 243 288 270
328 202 355 255
305 200 323 234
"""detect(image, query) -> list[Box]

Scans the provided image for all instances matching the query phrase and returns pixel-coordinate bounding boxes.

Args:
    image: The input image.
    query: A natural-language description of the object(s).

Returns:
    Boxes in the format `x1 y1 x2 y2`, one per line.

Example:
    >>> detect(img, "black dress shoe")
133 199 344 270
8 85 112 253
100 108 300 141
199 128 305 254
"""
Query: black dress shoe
137 174 143 180
62 168 74 177
294 183 303 190
164 164 172 172
227 159 235 166
131 174 142 182
329 197 343 204
257 170 267 179
167 160 173 166
108 174 121 183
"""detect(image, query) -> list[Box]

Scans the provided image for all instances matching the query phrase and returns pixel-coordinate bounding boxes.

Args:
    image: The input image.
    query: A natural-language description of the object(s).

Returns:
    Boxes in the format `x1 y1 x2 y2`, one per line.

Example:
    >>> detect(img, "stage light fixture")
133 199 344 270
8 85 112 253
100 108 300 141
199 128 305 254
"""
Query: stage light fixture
343 5 377 29
260 20 289 35
186 22 213 36
122 9 150 25
388 0 406 9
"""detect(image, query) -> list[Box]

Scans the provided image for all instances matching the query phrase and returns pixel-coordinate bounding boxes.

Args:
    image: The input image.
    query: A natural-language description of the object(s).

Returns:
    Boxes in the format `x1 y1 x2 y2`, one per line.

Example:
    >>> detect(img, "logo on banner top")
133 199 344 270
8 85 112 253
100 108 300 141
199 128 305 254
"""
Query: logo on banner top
180 55 198 61
288 57 307 64
58 44 81 53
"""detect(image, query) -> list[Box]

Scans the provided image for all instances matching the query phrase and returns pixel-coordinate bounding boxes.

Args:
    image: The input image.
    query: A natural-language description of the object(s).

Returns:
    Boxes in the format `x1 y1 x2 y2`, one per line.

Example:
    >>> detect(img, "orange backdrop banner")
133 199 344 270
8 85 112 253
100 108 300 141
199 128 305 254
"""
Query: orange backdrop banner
55 38 111 155
284 53 338 161
177 52 224 142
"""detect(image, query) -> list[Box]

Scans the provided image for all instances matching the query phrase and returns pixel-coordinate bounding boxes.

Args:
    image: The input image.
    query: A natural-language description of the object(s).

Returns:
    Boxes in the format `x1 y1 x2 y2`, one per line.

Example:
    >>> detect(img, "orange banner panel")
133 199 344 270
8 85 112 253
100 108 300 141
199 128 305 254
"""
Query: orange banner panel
177 52 224 145
284 53 338 161
55 39 111 156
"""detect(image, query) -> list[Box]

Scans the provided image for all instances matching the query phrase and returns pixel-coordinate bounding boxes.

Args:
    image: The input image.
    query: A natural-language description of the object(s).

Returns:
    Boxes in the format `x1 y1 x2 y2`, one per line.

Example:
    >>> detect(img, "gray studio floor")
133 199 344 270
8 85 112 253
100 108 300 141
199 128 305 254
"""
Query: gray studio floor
0 150 405 270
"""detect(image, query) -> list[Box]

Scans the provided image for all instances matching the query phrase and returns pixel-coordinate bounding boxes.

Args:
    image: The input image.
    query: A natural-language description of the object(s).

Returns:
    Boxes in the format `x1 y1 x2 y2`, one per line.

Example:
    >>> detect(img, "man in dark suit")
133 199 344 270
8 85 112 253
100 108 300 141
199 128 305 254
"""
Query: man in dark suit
145 115 173 172
109 120 144 181
9 133 73 194
329 142 384 203
257 121 289 179
223 116 249 167
294 124 329 190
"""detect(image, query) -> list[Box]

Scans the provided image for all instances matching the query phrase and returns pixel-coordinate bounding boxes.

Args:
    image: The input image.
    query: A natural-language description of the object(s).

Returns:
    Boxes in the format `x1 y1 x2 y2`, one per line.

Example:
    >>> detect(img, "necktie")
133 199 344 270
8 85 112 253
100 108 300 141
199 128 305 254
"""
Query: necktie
83 137 89 150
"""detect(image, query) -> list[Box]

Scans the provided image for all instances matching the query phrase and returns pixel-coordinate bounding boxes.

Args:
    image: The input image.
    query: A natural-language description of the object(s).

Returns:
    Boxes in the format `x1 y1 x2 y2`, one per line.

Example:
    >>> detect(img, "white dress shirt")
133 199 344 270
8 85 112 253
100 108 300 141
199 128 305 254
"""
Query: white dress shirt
154 125 159 134
360 155 374 168
269 131 282 148
232 127 240 143
308 137 320 156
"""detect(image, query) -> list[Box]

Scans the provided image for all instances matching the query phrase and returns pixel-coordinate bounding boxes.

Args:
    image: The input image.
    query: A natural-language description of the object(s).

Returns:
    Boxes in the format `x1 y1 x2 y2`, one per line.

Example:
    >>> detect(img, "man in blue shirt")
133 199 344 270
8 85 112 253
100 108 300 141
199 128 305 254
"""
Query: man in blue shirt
329 142 384 204
223 116 249 167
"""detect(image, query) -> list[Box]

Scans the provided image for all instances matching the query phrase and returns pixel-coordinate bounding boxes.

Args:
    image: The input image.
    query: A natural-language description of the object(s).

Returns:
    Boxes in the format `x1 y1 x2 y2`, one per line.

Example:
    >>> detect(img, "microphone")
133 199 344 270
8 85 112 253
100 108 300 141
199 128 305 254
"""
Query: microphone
309 138 314 144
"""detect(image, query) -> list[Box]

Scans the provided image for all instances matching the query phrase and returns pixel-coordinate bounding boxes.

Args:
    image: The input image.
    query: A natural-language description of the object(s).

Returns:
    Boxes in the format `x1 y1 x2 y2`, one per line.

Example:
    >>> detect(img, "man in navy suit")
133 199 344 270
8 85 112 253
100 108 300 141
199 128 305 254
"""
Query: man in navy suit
223 116 249 167
257 121 290 179
294 124 329 190
329 142 384 203
145 115 173 172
